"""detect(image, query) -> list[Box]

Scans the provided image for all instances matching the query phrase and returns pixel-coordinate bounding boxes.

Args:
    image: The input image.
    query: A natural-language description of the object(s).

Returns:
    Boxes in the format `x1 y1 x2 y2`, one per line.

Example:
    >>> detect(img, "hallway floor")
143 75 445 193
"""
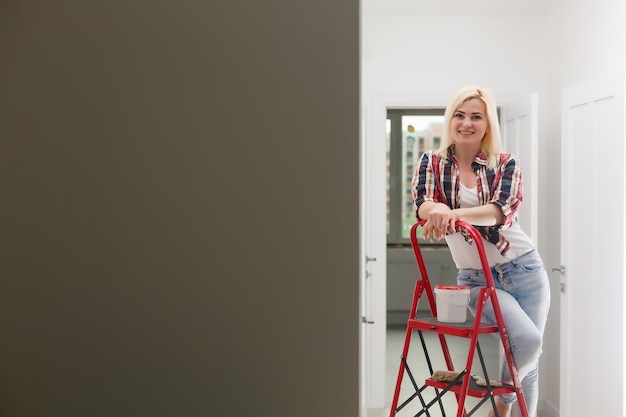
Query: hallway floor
385 326 550 417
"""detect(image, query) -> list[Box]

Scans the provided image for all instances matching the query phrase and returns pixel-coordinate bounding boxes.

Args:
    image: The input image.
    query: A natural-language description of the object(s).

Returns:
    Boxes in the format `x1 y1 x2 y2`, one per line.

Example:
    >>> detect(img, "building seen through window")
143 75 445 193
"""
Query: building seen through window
386 109 445 245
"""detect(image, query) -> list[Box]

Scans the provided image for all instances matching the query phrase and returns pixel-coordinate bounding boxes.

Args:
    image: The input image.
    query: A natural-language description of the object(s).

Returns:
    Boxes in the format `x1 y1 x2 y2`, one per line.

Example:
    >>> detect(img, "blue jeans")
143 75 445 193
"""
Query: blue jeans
457 249 550 417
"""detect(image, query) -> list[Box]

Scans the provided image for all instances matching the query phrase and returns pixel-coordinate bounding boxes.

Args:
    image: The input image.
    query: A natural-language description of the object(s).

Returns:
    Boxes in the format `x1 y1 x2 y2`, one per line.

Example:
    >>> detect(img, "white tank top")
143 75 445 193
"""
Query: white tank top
444 183 535 269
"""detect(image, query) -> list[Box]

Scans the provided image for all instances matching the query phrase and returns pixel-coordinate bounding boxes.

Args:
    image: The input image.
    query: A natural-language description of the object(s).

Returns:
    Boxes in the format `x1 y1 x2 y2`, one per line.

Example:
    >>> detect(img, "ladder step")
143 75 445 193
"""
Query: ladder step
408 316 500 337
425 377 515 398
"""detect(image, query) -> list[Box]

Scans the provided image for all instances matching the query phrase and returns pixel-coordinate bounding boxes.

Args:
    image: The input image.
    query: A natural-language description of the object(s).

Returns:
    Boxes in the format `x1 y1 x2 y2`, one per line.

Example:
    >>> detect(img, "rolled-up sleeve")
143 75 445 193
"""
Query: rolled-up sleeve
490 155 523 229
412 151 437 220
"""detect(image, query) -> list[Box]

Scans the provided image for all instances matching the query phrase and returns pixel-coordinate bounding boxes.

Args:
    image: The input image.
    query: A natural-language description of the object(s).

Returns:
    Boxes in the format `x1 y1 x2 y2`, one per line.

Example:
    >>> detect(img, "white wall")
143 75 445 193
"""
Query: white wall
362 1 626 415
548 0 626 88
362 15 550 96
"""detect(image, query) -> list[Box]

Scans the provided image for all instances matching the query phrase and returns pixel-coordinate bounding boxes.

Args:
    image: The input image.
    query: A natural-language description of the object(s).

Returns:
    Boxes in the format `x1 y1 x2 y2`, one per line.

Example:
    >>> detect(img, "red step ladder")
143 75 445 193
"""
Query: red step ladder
389 220 529 417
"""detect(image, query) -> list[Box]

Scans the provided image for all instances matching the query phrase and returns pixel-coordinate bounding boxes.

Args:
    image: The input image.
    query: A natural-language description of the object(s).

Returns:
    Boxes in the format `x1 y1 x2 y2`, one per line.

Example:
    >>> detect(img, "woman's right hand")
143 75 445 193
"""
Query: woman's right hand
422 203 457 242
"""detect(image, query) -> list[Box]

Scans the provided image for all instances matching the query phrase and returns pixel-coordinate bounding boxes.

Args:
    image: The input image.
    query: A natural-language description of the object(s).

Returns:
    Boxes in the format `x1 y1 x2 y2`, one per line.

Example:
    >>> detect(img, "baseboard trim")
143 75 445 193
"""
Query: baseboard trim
364 407 386 417
539 399 559 417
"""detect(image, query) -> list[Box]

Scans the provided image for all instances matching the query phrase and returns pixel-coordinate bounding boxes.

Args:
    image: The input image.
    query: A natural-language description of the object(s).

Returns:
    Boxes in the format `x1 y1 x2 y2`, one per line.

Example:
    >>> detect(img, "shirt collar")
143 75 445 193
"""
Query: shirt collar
447 146 489 168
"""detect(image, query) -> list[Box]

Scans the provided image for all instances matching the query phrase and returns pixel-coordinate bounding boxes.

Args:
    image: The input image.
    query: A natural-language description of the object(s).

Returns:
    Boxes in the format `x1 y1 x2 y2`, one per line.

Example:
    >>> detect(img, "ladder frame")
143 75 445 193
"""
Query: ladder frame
389 220 529 417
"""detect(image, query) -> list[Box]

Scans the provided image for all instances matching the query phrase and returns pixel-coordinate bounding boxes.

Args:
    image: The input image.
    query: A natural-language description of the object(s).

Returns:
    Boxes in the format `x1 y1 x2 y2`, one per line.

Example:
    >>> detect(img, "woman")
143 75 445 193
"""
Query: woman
412 86 550 417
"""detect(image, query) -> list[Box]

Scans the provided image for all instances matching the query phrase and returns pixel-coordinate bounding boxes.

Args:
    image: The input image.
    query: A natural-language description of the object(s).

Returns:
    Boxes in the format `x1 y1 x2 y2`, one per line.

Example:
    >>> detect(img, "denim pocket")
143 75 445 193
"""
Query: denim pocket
457 270 480 284
517 255 545 272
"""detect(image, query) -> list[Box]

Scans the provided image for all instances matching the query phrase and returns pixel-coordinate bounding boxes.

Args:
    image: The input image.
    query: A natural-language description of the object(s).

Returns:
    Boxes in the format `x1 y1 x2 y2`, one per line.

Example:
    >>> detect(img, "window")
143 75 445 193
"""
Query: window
386 109 445 245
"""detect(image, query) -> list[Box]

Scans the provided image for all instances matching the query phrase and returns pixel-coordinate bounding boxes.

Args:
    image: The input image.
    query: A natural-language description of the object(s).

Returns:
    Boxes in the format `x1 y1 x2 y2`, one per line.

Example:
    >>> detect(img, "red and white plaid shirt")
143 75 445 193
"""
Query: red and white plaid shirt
412 147 523 256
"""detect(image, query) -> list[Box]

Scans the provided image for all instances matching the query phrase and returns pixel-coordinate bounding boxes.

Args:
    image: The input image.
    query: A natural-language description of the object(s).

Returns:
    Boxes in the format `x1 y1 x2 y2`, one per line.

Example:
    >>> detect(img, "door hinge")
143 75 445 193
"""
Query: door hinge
552 266 566 293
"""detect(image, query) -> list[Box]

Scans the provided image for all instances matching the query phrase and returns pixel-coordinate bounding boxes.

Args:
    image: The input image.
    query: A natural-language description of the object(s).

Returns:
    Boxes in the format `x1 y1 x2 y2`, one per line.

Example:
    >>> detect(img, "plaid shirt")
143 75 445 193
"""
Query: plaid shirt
412 147 523 256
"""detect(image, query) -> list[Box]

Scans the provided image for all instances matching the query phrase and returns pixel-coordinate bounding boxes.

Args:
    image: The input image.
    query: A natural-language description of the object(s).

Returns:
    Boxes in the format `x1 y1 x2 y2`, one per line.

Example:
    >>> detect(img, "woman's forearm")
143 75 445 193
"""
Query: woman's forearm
451 203 504 226
417 201 441 220
418 201 504 226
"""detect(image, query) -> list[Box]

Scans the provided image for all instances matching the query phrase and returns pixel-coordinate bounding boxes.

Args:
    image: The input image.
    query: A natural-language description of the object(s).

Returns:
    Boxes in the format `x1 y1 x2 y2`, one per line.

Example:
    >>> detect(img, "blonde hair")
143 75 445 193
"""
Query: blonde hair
437 86 503 169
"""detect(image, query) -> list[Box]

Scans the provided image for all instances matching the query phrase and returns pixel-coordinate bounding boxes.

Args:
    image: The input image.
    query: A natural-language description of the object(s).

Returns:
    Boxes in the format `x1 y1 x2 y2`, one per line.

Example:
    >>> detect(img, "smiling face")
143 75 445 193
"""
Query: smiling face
450 98 489 149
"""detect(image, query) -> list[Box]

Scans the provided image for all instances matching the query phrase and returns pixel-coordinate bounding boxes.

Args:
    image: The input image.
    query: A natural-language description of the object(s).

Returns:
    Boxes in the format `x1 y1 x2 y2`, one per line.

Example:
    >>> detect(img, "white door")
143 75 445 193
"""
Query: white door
560 74 625 417
501 93 539 244
360 95 388 416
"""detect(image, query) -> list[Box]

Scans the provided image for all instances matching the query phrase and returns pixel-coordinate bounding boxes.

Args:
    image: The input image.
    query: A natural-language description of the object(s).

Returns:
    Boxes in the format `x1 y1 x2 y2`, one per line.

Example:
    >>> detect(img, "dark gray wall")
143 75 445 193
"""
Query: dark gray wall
0 1 360 416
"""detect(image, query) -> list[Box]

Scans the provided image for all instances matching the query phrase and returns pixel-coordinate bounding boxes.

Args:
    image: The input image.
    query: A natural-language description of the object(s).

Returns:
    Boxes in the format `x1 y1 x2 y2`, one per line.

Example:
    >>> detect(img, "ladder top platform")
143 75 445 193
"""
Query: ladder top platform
408 316 500 337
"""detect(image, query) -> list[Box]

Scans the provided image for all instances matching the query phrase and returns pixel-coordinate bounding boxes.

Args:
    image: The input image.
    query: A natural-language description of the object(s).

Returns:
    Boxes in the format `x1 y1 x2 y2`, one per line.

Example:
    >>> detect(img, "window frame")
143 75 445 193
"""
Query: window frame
387 108 446 247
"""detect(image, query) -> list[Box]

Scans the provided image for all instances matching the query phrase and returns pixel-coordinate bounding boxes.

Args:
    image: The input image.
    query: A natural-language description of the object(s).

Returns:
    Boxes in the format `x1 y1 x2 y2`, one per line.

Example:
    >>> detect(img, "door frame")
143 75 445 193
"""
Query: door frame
359 89 537 416
360 91 449 416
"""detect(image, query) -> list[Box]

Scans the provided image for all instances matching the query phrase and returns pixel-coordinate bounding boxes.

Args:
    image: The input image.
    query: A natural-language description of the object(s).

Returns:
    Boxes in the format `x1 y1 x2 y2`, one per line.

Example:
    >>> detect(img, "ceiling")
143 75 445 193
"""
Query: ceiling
362 0 564 17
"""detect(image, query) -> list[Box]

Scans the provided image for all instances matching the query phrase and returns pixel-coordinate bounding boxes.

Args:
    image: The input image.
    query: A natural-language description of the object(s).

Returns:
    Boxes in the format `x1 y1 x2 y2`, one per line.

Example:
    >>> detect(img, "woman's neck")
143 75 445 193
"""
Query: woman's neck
452 144 480 165
453 144 481 188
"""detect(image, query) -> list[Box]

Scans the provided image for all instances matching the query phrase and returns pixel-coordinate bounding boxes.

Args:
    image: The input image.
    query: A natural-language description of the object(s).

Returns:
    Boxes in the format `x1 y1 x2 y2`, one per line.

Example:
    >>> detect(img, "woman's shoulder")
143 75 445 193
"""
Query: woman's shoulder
422 148 451 161
495 152 521 166
495 152 516 160
419 149 438 162
492 153 524 176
